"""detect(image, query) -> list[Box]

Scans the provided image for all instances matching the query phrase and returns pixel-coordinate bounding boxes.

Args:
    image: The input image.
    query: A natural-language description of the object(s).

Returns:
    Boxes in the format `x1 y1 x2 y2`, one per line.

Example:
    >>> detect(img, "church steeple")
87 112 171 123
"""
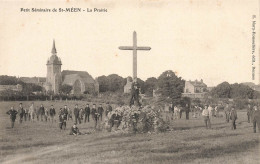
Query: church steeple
51 39 57 54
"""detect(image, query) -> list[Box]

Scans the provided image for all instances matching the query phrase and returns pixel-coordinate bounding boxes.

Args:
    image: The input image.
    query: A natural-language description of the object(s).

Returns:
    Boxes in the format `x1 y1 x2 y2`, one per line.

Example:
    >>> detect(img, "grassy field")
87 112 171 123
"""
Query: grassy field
0 101 259 164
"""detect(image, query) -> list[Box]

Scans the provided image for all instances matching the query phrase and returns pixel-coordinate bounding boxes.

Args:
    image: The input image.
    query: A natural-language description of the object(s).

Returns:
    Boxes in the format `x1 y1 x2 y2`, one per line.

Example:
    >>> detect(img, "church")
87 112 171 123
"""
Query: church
43 40 99 94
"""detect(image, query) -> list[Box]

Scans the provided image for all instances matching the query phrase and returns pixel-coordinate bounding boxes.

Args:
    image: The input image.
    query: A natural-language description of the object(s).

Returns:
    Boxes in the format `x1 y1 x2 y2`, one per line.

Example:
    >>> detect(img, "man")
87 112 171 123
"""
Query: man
39 104 45 121
230 107 237 130
105 102 112 117
67 107 72 121
208 105 213 120
49 105 56 123
24 107 29 121
111 110 121 129
36 106 40 121
224 104 230 123
63 105 69 121
6 106 18 128
74 104 81 124
58 108 66 130
18 103 25 124
252 105 260 133
28 102 35 121
84 104 91 123
44 107 49 122
98 104 104 121
69 124 81 135
202 105 211 129
129 82 141 107
185 104 190 120
247 104 253 123
91 104 99 128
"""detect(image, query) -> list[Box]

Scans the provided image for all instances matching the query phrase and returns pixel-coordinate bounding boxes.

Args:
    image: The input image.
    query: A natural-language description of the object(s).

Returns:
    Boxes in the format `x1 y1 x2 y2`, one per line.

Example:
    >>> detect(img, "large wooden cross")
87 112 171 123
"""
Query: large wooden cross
119 31 151 82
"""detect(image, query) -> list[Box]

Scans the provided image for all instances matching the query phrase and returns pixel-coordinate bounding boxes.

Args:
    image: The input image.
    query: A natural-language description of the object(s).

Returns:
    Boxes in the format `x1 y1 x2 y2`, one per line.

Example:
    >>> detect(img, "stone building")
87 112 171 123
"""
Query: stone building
182 79 207 99
0 84 22 92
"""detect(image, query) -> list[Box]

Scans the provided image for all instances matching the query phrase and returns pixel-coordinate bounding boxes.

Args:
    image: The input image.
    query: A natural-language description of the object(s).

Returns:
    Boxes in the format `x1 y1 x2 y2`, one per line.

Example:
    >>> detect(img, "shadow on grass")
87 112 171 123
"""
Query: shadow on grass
149 139 259 163
184 133 242 141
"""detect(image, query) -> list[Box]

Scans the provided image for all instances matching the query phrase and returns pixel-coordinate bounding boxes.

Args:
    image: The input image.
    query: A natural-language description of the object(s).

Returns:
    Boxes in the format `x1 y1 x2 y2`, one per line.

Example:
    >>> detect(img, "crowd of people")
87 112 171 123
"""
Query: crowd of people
6 101 260 134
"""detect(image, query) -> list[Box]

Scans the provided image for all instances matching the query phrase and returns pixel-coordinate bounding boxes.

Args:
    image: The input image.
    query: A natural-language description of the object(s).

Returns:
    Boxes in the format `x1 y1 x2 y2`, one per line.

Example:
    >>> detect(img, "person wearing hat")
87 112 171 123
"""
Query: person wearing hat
202 105 211 129
6 106 18 128
230 106 237 130
84 104 91 123
69 123 81 135
91 104 99 128
73 104 81 124
58 108 66 130
98 104 104 121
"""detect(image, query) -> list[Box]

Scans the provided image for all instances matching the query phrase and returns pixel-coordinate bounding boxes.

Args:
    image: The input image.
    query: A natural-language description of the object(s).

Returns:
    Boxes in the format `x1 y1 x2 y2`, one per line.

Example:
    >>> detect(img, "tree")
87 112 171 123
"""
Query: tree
157 70 185 99
210 82 231 98
97 75 109 92
107 74 125 92
59 84 72 94
0 75 18 85
144 77 158 96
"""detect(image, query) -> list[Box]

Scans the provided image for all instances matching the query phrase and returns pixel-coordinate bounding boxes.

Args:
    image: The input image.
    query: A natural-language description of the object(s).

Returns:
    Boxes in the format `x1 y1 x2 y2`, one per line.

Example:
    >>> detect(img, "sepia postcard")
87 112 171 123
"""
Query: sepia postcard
0 0 259 164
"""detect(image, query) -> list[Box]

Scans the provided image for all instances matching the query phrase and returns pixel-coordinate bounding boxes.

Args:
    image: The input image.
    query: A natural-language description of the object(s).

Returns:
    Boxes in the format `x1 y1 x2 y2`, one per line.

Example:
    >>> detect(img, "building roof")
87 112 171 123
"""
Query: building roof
188 80 207 87
47 40 62 65
62 70 97 85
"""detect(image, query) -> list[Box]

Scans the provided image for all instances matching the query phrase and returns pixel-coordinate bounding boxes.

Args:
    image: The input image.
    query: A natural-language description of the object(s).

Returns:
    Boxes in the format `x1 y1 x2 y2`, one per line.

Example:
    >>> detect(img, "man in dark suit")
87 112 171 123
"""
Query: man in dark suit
49 105 56 123
6 106 18 128
39 104 45 121
74 104 80 124
84 104 90 123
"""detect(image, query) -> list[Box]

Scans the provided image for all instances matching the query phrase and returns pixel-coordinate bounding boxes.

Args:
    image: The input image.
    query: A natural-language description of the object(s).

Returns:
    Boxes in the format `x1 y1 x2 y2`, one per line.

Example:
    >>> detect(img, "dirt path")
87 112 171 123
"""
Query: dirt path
2 143 75 164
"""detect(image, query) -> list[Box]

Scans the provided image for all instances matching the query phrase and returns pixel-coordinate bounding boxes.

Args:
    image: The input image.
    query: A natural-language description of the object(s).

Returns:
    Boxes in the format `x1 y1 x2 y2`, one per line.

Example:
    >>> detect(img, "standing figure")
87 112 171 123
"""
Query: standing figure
185 104 190 120
28 102 35 121
39 104 45 121
18 103 25 124
79 108 84 121
67 107 72 121
49 105 56 123
208 105 213 120
105 102 113 117
58 108 66 130
214 105 219 117
44 107 49 122
6 106 18 128
74 104 81 124
169 103 174 120
129 82 141 107
224 104 230 123
98 104 104 121
247 104 253 123
252 105 260 133
202 105 211 129
84 104 90 123
24 108 29 121
36 106 40 121
179 106 183 119
91 104 99 128
230 107 237 130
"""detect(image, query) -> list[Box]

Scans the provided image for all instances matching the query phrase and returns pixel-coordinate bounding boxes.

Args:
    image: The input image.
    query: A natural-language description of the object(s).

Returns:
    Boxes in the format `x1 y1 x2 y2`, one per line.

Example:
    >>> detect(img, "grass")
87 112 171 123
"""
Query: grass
0 101 259 164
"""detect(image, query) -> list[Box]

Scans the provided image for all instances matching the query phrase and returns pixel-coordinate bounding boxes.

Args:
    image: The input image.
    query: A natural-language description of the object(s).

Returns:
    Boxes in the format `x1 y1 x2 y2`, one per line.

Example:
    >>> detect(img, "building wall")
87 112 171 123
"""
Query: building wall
184 81 195 93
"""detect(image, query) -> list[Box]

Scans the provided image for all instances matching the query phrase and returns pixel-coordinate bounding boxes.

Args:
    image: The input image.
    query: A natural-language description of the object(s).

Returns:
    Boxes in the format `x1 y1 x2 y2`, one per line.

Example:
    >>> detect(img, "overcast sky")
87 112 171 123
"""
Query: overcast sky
0 0 259 86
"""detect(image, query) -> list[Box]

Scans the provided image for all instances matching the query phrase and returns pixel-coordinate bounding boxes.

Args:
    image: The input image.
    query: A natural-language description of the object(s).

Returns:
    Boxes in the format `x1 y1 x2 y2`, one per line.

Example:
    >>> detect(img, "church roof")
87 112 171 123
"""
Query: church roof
47 40 62 65
62 70 97 85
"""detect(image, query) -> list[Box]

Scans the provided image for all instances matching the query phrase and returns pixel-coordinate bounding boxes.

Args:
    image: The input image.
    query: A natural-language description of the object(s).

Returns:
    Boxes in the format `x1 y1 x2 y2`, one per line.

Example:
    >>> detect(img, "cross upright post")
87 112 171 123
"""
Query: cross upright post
119 31 151 82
